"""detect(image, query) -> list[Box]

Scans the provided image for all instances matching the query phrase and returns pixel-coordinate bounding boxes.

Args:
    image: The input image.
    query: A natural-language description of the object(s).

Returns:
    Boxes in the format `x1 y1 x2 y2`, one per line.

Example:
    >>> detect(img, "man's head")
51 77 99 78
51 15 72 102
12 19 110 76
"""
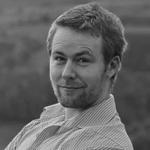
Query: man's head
47 2 127 85
47 2 127 109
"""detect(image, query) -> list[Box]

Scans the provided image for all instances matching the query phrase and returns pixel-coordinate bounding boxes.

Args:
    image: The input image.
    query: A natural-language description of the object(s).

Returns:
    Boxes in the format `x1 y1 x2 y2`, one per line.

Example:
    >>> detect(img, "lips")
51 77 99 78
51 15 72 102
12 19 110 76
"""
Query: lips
59 86 84 94
57 80 87 90
59 86 85 89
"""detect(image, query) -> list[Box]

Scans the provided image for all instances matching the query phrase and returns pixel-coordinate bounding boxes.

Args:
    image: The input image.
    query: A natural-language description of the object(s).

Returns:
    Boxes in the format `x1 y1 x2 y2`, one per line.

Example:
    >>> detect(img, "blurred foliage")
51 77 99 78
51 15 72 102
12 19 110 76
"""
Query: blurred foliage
0 0 150 149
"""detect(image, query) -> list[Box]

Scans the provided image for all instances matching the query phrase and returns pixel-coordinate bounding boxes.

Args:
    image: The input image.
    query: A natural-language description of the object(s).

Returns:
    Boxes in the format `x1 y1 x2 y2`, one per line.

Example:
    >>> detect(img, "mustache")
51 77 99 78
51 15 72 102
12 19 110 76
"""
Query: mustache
57 79 87 88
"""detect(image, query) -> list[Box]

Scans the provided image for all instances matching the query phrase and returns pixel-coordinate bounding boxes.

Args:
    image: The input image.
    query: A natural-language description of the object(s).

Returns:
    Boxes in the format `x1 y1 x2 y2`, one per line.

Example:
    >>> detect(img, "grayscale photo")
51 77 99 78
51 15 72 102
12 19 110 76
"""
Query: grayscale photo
0 0 149 150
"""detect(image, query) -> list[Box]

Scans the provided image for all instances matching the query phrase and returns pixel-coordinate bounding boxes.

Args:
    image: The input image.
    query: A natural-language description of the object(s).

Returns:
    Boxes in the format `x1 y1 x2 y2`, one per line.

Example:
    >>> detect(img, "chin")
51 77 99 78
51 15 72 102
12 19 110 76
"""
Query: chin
58 98 93 110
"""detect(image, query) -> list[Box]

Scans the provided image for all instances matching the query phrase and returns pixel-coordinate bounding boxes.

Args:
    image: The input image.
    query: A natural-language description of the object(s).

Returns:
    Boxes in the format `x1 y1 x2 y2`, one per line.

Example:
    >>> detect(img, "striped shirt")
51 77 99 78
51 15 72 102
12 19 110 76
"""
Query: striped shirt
5 95 134 150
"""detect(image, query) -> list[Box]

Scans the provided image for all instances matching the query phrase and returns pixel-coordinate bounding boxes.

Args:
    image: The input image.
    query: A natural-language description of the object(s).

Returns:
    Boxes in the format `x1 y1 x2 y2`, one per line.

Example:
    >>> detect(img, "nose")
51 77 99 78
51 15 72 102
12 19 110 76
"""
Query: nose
62 61 76 80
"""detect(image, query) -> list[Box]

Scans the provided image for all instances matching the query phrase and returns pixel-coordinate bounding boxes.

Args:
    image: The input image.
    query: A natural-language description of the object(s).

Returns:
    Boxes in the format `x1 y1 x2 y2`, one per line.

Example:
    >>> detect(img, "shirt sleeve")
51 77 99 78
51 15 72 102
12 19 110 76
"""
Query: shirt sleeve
4 119 41 150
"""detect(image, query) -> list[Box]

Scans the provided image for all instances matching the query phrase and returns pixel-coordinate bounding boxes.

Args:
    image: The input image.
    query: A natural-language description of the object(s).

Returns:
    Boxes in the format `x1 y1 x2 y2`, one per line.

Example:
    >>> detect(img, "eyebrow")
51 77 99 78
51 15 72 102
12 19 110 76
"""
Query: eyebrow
51 51 65 56
51 48 93 57
75 50 93 57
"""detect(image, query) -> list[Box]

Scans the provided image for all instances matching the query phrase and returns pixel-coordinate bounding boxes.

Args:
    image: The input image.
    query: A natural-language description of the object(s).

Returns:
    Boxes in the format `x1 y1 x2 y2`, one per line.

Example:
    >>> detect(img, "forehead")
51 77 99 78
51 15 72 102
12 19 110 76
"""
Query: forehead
51 27 103 54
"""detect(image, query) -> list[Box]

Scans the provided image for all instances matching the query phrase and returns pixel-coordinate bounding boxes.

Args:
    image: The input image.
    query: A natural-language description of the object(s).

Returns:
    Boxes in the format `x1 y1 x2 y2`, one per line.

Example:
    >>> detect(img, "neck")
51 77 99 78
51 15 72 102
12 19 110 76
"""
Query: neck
91 91 111 107
65 108 82 120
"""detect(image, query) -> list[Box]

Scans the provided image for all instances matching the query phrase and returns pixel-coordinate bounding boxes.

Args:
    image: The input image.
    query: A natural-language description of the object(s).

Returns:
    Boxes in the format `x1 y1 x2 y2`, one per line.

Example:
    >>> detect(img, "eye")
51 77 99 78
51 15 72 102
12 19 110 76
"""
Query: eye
77 58 90 64
56 56 64 61
54 56 66 64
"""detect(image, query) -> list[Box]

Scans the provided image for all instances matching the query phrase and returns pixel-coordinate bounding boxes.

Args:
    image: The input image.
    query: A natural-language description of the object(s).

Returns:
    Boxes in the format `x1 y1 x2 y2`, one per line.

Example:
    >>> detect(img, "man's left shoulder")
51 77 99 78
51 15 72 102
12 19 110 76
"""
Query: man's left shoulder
72 121 132 150
86 124 133 150
67 127 133 150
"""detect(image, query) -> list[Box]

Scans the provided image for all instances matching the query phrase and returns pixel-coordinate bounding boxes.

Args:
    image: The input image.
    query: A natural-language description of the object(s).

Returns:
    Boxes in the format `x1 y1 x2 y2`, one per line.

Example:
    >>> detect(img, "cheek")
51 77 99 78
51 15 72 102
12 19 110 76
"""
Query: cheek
80 69 100 84
49 65 61 83
81 66 105 86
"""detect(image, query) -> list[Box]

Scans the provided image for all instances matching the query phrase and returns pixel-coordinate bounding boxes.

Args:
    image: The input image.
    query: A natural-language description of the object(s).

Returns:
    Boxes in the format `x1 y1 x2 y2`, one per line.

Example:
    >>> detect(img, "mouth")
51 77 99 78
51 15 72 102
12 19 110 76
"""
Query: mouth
57 84 86 92
59 86 84 90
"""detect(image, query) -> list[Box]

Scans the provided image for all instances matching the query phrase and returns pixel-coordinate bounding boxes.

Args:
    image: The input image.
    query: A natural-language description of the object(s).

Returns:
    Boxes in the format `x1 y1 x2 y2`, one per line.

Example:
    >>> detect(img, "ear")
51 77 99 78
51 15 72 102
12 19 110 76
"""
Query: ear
106 56 121 78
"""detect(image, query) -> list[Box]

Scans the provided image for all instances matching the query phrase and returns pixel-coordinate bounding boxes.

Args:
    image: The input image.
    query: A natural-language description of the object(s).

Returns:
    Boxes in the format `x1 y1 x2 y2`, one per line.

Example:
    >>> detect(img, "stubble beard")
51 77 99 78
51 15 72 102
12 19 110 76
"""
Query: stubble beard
53 80 105 110
57 89 91 110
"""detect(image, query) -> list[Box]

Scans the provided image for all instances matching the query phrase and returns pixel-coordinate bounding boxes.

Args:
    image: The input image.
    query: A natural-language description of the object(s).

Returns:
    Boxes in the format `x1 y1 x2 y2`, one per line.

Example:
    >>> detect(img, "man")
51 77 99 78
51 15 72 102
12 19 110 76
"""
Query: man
5 2 134 150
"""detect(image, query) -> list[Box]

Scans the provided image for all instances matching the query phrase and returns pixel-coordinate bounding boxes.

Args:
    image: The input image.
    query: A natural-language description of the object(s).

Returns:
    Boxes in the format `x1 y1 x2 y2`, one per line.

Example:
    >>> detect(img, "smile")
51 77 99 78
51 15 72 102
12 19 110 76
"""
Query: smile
60 86 84 90
59 87 84 94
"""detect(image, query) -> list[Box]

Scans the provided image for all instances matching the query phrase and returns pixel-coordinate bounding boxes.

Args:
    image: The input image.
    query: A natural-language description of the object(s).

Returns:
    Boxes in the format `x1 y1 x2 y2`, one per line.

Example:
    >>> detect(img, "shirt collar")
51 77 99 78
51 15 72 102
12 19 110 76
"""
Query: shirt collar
42 94 117 129
63 94 117 129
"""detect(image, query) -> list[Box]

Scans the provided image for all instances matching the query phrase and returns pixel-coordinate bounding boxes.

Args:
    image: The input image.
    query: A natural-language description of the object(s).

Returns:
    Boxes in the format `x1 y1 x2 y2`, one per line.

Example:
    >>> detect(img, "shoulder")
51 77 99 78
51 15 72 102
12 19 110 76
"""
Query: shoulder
66 125 133 150
65 116 133 150
5 103 65 150
89 122 133 149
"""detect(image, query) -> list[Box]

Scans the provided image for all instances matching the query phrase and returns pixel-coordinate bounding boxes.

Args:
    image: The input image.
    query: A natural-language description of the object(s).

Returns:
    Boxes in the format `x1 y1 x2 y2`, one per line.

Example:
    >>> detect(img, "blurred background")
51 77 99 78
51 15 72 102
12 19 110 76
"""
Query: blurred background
0 0 150 149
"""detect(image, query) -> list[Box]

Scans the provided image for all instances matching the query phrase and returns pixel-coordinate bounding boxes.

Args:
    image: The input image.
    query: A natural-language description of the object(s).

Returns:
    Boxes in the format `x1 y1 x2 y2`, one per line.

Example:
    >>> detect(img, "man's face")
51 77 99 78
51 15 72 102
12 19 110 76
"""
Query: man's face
49 27 109 109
